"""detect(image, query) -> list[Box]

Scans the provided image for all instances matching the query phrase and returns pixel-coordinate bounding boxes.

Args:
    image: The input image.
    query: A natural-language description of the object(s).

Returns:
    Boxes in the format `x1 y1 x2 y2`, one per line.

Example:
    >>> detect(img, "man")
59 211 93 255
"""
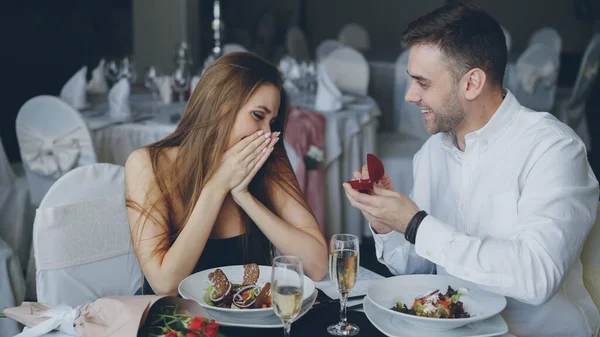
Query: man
343 4 599 337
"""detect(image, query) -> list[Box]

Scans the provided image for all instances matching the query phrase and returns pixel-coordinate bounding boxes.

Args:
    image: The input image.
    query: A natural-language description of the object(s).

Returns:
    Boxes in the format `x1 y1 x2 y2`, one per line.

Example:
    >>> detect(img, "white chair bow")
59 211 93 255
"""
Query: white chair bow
60 67 88 110
18 125 88 179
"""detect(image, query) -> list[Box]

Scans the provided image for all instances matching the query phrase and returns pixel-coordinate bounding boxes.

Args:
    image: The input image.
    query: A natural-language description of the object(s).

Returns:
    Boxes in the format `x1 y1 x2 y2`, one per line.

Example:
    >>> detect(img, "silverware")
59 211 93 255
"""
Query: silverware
311 295 366 309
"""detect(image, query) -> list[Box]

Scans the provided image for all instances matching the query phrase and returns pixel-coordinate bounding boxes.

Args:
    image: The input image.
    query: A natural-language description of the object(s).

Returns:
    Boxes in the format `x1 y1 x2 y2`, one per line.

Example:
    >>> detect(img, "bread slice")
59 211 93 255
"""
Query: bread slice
208 268 231 298
242 263 260 286
254 282 271 308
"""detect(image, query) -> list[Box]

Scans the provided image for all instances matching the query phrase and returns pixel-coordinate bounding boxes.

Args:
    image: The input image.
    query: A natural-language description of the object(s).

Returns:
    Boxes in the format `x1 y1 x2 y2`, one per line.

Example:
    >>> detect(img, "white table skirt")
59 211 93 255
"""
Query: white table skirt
0 238 26 336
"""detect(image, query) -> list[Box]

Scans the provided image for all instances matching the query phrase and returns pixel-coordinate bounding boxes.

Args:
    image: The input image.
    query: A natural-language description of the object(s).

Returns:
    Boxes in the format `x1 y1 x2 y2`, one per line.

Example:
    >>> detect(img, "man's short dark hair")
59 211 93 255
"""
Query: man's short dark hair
401 3 507 87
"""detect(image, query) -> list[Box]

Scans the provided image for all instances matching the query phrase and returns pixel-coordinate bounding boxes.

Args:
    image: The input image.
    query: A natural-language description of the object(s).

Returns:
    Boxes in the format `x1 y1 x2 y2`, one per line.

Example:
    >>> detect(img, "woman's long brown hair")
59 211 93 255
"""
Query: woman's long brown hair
127 52 312 267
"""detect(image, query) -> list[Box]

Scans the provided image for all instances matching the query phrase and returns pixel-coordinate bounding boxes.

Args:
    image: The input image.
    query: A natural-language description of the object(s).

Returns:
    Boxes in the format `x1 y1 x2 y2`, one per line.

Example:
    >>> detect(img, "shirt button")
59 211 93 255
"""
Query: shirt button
426 250 432 256
460 203 465 210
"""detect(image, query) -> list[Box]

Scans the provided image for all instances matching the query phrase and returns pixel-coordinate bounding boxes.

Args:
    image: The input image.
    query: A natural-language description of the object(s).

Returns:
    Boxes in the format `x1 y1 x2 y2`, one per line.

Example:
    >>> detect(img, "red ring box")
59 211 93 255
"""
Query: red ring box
346 154 385 193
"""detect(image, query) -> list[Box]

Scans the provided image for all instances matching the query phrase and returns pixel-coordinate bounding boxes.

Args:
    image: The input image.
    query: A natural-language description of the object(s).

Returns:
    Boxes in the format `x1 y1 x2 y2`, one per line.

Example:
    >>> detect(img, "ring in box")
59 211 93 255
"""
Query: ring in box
346 154 384 193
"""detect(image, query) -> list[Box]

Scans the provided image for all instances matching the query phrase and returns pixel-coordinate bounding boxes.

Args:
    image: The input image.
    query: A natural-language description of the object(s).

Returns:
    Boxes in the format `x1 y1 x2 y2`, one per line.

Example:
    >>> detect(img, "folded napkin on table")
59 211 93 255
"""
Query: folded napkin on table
108 78 131 120
86 59 108 94
60 67 88 110
156 75 173 104
190 75 201 94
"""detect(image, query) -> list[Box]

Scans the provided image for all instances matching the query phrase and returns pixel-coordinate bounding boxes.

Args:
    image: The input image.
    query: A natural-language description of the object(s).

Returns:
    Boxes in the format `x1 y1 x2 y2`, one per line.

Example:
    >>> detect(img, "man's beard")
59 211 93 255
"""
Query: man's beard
430 88 465 134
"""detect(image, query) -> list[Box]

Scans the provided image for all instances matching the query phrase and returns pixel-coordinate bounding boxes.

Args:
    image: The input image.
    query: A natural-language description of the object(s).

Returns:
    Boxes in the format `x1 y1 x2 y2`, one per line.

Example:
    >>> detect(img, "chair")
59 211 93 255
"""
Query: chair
33 163 141 307
555 33 600 150
581 202 600 337
529 27 562 55
0 138 33 273
506 43 559 112
286 26 310 61
316 39 344 62
338 23 370 52
501 25 512 53
374 50 429 196
321 46 370 96
223 43 247 55
393 50 429 141
16 95 97 206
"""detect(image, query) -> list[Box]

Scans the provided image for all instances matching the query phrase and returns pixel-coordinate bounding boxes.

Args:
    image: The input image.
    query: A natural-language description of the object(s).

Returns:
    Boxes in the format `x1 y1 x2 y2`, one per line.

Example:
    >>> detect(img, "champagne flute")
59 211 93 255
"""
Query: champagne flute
272 256 304 337
328 234 360 336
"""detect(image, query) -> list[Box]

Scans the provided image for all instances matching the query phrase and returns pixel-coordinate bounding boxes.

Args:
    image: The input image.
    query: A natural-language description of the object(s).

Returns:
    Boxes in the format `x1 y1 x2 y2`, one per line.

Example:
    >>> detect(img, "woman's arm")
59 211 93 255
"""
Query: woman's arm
232 171 328 281
125 148 228 296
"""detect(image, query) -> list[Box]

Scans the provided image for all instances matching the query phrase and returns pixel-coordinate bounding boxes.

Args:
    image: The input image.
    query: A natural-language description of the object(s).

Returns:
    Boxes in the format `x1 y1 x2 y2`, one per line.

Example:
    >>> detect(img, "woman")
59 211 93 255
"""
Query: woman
125 52 328 296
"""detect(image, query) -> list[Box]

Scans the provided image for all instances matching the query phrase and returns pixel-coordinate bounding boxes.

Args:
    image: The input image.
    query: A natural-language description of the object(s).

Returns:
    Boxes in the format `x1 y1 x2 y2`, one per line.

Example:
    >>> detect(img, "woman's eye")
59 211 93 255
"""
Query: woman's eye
252 111 264 120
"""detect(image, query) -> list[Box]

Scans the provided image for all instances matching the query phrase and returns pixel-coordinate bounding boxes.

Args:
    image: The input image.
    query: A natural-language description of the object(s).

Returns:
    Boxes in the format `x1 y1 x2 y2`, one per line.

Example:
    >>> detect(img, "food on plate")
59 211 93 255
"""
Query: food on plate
243 263 260 286
208 268 231 299
204 263 273 309
391 286 470 318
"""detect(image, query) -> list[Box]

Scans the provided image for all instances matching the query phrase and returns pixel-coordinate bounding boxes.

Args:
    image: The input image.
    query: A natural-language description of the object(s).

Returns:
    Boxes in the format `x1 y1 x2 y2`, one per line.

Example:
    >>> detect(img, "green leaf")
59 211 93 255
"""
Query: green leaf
450 293 463 303
396 301 403 309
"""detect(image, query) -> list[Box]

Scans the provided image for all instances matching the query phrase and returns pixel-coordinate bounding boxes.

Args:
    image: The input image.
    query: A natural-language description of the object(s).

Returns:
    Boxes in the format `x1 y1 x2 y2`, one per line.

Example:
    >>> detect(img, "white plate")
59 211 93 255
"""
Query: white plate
206 289 317 328
364 296 508 337
367 275 507 331
179 265 316 322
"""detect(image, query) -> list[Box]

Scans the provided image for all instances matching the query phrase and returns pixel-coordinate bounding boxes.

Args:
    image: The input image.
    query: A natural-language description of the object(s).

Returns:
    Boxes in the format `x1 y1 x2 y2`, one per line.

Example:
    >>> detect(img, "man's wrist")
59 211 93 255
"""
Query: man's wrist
404 210 428 244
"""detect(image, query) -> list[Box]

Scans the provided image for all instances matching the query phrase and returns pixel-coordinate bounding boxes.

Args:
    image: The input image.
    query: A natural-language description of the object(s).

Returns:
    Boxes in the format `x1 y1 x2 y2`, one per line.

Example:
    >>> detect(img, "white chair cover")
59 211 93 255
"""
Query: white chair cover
581 203 600 330
315 63 343 111
34 163 142 307
377 132 425 197
507 43 559 112
16 95 97 206
223 43 247 54
321 47 369 96
529 27 562 55
338 23 370 51
501 25 512 53
394 50 429 141
0 138 33 273
316 39 344 62
0 238 26 337
59 66 88 110
286 26 310 61
556 33 600 150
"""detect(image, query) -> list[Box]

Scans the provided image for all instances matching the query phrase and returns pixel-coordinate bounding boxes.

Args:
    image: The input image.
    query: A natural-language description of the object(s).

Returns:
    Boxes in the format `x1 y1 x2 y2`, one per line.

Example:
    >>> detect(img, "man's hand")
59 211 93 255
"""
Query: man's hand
343 184 419 234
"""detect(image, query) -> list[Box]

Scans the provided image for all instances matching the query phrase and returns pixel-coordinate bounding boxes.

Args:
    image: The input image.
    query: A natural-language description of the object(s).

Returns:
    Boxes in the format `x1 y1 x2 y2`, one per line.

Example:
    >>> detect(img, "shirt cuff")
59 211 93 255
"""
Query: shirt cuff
414 215 456 266
370 224 408 260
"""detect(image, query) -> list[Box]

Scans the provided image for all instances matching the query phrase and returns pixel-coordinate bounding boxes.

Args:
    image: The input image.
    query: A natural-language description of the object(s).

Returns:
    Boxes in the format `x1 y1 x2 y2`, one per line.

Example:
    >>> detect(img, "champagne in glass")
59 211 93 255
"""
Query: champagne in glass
272 256 304 337
327 234 360 336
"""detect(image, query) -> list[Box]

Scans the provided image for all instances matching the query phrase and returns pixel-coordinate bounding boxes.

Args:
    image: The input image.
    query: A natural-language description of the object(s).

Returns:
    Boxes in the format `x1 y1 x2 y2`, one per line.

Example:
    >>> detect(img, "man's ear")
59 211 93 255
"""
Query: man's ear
463 68 486 101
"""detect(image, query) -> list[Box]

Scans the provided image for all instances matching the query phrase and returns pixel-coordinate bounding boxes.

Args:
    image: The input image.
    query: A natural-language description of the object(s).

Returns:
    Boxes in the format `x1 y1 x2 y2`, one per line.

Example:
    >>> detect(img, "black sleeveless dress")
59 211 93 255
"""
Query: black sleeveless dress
136 234 271 295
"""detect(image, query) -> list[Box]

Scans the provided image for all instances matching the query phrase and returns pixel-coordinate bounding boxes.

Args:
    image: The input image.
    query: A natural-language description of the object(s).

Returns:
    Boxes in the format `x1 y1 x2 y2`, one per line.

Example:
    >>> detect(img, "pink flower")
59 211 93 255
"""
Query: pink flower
186 334 198 337
164 332 177 337
187 317 206 332
203 321 219 337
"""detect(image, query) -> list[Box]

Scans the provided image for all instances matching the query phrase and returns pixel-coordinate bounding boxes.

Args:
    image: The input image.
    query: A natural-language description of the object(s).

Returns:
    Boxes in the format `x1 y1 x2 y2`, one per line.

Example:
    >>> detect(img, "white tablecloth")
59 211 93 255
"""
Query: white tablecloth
0 238 26 336
83 92 380 240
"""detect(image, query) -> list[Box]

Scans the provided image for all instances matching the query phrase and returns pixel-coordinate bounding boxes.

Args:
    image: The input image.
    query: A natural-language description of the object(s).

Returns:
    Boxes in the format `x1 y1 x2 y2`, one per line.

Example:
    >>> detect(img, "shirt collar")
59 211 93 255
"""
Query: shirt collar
441 89 520 152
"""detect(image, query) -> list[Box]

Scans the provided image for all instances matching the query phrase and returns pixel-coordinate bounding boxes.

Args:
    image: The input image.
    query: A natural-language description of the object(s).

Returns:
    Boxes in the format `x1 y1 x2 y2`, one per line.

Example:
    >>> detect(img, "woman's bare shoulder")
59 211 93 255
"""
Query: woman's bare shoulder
125 147 179 192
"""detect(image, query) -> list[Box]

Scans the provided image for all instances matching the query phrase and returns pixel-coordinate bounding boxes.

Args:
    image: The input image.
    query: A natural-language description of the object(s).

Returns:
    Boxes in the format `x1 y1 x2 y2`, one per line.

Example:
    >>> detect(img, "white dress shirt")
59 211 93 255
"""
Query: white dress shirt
372 91 599 337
